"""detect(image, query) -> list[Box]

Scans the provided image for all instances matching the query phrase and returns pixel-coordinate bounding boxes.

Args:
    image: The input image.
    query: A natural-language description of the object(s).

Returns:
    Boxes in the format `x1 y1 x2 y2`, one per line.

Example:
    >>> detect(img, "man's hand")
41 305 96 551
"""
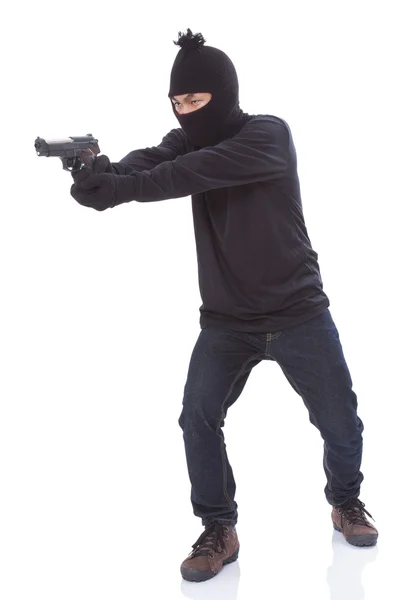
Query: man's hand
70 154 117 211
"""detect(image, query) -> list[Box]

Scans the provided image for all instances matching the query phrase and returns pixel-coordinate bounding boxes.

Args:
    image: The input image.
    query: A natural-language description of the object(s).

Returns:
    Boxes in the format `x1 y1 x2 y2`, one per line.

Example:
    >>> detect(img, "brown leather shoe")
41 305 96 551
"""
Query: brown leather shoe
181 523 239 582
332 498 378 546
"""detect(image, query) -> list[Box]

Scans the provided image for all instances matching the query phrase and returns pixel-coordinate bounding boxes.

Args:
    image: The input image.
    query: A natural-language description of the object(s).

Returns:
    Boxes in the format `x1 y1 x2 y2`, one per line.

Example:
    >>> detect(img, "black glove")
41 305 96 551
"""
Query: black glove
70 155 118 211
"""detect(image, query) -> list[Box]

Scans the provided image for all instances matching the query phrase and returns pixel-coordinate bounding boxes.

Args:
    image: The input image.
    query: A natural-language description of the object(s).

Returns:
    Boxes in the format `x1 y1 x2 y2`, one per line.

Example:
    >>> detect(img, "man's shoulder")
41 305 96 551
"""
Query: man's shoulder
161 127 189 144
244 113 290 133
161 127 193 153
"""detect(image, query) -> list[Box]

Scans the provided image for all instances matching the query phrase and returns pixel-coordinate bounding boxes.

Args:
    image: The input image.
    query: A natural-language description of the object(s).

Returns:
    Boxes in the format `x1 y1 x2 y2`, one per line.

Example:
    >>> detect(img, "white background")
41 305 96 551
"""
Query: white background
1 1 399 599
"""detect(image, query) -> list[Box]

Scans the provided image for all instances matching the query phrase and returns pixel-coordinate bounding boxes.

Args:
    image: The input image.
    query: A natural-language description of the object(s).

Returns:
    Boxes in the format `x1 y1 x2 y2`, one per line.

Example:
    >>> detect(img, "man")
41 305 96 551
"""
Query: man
71 29 378 583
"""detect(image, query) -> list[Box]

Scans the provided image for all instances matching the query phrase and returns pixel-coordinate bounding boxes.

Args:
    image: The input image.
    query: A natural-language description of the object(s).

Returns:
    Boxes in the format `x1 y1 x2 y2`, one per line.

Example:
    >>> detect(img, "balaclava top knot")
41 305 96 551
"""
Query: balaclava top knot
168 29 247 148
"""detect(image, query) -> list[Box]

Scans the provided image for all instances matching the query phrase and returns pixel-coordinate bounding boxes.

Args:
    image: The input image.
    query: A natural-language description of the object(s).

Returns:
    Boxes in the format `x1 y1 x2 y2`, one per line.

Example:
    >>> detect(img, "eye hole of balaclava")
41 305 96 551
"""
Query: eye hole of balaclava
172 93 212 116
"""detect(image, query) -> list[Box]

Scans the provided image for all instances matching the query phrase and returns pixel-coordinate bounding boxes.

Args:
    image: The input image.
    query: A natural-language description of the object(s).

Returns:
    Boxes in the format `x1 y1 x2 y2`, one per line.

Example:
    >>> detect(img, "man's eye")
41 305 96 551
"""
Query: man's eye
174 100 201 108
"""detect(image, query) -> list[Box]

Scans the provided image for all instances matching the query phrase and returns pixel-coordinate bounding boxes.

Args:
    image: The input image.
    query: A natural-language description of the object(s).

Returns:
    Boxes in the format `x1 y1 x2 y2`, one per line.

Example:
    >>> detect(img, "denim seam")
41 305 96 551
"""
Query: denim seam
265 331 283 356
279 363 303 396
271 331 283 339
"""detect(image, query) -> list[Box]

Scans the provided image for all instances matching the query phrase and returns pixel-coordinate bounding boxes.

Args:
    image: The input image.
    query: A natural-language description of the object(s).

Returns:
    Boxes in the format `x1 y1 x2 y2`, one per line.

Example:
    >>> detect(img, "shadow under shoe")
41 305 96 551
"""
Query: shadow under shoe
181 523 240 582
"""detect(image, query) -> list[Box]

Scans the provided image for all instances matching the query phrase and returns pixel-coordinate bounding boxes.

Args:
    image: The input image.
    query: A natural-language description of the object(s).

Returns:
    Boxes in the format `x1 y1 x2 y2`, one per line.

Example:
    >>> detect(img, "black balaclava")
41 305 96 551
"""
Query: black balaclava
168 29 248 148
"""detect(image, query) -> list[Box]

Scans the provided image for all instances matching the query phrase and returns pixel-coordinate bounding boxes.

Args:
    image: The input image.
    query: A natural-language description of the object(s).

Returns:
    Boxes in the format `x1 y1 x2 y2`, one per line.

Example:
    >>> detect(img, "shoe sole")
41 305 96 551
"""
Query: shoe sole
181 547 240 582
333 523 378 546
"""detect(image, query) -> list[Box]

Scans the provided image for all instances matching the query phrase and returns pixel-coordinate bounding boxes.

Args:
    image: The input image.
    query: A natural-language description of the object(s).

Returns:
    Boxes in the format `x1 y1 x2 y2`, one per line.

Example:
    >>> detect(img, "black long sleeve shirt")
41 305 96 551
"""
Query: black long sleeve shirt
111 114 329 332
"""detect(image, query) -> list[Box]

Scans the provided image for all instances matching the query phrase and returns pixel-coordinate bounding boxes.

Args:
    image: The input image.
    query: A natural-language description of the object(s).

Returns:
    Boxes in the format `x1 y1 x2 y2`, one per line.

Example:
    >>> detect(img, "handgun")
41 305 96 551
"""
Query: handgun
34 134 100 171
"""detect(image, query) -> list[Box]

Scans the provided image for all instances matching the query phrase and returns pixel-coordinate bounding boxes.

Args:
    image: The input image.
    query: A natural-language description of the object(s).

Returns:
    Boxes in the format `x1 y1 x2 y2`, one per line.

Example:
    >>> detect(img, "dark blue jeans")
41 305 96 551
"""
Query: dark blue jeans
178 308 364 526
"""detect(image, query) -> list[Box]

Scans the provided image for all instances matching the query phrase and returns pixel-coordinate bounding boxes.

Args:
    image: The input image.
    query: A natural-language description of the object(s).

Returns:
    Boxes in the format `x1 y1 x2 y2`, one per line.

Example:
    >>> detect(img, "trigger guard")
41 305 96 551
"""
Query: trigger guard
61 156 83 171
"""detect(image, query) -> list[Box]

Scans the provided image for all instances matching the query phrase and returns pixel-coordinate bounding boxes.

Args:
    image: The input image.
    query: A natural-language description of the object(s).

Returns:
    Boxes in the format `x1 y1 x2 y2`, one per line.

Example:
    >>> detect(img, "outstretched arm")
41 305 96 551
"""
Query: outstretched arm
110 128 190 174
114 118 290 203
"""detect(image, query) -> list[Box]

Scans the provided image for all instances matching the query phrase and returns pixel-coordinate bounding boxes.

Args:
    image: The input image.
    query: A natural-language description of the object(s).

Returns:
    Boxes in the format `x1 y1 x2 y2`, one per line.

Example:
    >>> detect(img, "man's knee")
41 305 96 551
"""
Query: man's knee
178 394 222 432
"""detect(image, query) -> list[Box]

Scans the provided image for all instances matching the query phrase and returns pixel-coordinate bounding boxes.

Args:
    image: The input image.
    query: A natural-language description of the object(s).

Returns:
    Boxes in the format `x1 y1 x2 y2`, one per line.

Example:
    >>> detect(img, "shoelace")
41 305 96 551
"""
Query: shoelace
189 523 228 558
339 498 375 526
